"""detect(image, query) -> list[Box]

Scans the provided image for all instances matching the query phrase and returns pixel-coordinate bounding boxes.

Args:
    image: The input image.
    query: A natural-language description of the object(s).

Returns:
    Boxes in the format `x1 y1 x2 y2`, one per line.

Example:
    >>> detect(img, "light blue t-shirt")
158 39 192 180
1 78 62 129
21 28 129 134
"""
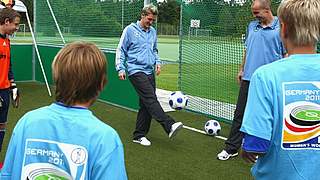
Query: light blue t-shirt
241 54 320 180
115 21 160 76
0 103 127 180
243 17 285 81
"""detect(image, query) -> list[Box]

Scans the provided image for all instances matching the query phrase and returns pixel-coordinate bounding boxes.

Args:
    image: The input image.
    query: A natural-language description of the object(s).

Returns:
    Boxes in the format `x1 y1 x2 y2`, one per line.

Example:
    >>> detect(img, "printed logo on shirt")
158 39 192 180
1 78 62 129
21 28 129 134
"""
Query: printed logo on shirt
0 53 6 59
134 30 141 38
2 41 6 46
21 139 88 180
282 82 320 150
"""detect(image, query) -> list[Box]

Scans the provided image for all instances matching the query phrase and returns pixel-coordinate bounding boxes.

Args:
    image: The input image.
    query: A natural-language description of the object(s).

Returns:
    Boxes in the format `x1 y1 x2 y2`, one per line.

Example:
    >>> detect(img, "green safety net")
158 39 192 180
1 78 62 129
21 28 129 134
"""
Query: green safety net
33 0 318 123
178 0 281 122
34 0 156 49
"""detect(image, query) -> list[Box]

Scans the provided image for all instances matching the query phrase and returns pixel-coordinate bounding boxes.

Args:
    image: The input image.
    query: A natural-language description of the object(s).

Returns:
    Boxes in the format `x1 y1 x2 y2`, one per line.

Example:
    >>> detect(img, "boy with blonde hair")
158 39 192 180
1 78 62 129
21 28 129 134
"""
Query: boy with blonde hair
240 0 320 179
0 42 127 179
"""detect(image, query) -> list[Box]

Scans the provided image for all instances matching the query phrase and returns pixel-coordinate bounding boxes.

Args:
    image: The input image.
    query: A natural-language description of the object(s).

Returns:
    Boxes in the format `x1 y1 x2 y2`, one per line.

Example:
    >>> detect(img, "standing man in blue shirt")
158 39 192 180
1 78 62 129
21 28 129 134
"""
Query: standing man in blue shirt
240 0 320 179
217 0 286 160
116 4 183 146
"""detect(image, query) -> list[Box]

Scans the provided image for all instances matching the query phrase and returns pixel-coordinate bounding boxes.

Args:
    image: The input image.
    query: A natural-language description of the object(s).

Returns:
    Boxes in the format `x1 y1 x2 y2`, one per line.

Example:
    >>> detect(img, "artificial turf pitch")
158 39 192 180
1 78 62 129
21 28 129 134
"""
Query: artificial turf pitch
0 82 252 179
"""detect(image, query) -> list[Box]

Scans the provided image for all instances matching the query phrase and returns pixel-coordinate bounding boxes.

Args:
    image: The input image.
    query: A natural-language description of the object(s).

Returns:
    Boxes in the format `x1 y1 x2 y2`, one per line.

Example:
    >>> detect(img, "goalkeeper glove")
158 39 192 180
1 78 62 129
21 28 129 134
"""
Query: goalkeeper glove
10 82 20 108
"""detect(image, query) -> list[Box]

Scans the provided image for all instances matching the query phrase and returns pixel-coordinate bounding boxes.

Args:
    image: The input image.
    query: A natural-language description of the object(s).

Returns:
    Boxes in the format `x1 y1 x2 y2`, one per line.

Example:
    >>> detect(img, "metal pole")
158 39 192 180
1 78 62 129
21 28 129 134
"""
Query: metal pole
178 3 183 91
121 0 124 30
46 0 66 44
26 11 52 96
32 0 36 81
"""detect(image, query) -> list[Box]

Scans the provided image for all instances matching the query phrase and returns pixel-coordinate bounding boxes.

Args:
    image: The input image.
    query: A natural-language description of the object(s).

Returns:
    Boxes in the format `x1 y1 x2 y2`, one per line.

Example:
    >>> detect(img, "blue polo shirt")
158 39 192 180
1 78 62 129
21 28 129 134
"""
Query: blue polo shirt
115 21 160 76
243 17 285 81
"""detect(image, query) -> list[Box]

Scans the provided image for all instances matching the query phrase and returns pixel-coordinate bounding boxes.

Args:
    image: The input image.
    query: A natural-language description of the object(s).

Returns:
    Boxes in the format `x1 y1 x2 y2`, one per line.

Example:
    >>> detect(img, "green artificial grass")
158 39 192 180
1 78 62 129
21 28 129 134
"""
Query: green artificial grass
156 63 179 91
0 82 252 179
157 63 240 104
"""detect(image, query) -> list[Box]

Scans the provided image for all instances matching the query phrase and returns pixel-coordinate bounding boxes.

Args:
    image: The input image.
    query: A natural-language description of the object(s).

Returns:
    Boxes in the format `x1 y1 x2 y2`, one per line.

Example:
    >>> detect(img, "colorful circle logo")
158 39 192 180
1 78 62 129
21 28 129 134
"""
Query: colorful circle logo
290 105 320 126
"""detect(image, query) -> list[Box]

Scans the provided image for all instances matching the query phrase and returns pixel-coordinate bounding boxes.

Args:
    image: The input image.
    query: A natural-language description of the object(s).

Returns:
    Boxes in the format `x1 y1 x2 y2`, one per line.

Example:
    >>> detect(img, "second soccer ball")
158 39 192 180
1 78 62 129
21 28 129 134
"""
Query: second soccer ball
204 120 221 136
168 91 188 110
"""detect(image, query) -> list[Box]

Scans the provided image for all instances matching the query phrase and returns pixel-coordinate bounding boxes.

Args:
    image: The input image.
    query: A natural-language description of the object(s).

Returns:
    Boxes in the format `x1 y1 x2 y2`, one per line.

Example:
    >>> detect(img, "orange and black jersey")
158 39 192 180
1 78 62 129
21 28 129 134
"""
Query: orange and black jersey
0 33 13 89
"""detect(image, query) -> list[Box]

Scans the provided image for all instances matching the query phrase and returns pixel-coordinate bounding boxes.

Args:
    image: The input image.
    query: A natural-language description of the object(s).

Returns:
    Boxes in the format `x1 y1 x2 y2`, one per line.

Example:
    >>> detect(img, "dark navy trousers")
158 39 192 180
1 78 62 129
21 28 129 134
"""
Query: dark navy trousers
225 80 250 153
0 89 10 152
129 72 175 139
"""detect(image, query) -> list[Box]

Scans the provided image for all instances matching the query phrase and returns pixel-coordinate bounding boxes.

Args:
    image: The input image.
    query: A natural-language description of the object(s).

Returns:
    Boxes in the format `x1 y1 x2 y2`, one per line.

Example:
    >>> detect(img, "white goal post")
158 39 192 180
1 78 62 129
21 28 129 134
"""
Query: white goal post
189 28 212 37
188 19 212 39
18 23 25 36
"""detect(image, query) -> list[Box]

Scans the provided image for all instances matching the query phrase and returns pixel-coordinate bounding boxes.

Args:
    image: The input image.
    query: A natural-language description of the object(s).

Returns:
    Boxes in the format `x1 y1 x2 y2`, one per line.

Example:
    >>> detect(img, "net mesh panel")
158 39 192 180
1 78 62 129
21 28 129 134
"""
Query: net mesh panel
33 0 316 123
34 0 157 49
179 0 281 122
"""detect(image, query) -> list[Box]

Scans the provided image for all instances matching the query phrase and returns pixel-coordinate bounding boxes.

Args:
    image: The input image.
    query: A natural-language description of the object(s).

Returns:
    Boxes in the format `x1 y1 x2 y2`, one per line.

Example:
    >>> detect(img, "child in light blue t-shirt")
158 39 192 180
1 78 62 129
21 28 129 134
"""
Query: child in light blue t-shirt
240 0 320 179
0 42 128 180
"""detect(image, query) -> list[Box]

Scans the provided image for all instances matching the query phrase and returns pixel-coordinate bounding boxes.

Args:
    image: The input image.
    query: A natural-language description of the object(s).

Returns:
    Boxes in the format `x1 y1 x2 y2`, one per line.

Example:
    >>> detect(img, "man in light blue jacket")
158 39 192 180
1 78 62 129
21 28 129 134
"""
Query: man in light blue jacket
116 4 183 146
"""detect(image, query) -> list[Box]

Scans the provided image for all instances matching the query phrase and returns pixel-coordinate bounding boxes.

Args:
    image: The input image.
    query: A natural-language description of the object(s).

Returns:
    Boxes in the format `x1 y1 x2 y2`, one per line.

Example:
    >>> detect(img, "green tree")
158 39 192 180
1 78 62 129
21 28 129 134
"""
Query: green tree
158 0 180 25
217 4 237 36
234 1 252 36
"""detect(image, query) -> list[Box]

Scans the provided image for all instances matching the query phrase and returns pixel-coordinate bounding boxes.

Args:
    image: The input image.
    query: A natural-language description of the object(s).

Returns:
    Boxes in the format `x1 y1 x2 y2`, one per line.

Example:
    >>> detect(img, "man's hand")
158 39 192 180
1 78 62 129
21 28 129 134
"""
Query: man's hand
237 69 243 84
10 82 20 108
156 64 161 76
241 150 260 163
118 71 126 80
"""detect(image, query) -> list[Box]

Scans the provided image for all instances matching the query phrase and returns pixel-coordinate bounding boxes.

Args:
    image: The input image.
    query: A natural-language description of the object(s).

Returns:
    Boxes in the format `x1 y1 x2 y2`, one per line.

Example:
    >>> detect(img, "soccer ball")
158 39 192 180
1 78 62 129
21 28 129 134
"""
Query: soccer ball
204 120 221 136
168 91 188 110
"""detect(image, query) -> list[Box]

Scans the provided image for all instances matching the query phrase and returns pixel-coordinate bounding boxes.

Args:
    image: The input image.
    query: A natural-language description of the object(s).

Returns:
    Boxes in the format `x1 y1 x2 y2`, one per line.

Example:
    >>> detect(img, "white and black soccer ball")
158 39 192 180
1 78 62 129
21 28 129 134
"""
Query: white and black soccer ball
168 91 188 110
204 120 221 136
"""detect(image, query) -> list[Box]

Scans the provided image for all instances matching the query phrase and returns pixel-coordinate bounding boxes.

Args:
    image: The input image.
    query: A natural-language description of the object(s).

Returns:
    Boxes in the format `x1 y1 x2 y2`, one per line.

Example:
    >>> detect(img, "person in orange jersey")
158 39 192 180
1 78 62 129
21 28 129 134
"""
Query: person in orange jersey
0 7 20 156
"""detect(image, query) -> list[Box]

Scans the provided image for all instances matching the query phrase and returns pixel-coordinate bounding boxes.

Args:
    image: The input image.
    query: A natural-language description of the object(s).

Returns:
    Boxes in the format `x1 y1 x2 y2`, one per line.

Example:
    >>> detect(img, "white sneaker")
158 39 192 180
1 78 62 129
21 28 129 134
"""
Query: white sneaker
169 122 183 139
217 150 238 161
133 137 151 146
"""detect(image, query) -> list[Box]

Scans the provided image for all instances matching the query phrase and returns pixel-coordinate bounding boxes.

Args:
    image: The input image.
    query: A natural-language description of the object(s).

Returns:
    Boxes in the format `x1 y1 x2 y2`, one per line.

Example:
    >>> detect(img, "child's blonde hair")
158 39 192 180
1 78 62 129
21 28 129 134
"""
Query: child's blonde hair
278 0 320 47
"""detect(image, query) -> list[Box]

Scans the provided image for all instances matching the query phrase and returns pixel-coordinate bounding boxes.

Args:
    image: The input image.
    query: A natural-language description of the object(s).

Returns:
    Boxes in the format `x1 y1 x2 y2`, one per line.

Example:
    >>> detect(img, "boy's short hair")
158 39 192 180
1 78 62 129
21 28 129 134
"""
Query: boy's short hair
0 8 20 25
141 4 158 16
52 42 107 106
278 0 320 46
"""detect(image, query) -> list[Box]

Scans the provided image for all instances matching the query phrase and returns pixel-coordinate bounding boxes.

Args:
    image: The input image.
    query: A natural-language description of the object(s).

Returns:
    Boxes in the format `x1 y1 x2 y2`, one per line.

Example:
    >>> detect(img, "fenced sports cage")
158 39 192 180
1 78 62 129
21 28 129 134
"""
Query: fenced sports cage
32 0 158 110
34 0 158 48
12 0 319 123
178 0 249 121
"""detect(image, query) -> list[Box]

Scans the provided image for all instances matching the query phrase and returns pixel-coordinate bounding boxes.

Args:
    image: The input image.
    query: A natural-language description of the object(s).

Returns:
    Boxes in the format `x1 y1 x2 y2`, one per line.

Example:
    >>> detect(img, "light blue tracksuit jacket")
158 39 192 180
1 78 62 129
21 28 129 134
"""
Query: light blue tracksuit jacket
115 21 160 76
